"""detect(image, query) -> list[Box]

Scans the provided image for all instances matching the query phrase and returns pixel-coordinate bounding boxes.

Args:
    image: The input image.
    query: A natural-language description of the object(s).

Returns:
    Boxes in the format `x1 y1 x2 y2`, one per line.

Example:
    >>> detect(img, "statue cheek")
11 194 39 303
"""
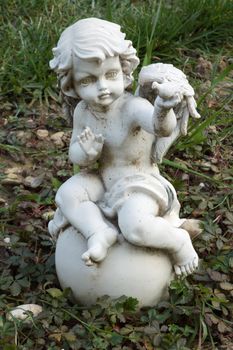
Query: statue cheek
117 81 125 95
110 79 124 95
76 86 94 100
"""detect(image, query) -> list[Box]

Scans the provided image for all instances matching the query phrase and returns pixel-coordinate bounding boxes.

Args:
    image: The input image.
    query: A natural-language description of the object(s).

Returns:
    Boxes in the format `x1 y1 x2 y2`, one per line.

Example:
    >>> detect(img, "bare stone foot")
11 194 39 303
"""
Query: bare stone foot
48 220 59 241
180 219 202 240
82 226 118 266
172 230 199 276
48 209 68 241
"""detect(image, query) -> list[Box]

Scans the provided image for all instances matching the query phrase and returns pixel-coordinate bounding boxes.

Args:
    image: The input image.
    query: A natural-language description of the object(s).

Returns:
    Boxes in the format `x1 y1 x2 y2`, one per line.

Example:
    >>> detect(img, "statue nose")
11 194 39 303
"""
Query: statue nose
98 78 108 90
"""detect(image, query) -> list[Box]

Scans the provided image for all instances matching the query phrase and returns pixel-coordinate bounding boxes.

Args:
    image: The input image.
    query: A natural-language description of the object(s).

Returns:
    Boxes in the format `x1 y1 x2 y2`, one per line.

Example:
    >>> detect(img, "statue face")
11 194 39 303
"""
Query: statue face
73 56 124 109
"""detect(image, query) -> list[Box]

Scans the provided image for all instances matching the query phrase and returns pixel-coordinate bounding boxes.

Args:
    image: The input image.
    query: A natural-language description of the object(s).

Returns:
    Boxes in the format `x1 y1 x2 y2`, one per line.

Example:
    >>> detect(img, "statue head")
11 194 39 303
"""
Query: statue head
50 18 139 99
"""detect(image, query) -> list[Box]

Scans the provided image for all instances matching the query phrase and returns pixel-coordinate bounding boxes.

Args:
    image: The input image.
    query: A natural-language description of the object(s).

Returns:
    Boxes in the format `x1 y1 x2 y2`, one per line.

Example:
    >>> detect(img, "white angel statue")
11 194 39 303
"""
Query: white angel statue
49 18 201 277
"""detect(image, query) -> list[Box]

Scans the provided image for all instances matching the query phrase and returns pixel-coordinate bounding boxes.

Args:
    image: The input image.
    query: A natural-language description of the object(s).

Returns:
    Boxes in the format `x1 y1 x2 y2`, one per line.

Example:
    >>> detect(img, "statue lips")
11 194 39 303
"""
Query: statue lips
98 92 111 100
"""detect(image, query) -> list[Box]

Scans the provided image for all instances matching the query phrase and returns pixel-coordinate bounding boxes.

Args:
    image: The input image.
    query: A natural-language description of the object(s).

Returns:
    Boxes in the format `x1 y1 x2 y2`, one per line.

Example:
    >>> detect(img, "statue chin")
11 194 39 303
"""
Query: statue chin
55 227 174 308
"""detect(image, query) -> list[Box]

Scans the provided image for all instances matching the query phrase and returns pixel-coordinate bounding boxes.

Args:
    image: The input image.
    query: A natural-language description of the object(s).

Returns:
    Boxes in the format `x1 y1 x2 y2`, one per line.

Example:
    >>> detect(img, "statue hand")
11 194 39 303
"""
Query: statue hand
177 96 201 136
152 81 201 134
152 82 182 110
78 127 104 159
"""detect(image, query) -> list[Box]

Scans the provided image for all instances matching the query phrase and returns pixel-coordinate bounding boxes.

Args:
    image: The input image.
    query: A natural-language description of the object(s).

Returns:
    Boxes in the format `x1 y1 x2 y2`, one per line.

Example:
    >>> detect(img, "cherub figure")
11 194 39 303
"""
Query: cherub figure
49 18 201 276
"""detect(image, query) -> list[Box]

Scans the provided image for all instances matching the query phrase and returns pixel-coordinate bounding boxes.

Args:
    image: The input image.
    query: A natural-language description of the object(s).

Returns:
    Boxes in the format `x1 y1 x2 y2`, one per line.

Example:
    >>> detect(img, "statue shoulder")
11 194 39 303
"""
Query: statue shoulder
73 100 86 119
124 92 152 112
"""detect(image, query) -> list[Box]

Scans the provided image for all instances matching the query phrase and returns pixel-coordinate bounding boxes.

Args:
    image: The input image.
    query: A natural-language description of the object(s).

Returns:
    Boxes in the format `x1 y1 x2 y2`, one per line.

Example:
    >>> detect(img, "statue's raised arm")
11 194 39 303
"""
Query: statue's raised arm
136 63 201 163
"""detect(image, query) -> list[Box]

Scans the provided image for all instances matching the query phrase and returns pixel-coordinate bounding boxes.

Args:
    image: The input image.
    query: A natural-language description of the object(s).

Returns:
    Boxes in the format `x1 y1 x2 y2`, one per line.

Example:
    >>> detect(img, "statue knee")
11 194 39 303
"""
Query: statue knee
118 216 145 246
55 180 89 207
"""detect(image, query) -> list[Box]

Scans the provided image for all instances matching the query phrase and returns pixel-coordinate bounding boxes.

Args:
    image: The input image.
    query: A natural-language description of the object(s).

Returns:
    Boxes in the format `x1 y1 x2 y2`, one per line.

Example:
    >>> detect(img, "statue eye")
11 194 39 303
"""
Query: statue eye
80 77 96 86
105 71 118 79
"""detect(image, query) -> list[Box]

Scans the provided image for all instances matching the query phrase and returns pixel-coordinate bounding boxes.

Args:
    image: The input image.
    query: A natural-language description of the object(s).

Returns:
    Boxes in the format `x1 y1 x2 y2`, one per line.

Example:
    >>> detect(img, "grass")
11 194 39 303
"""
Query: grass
1 0 233 101
0 0 233 349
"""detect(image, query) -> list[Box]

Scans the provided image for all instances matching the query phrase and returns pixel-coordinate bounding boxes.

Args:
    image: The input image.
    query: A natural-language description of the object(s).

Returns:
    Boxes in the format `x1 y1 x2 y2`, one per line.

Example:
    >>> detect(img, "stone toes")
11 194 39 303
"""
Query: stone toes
186 263 194 275
174 262 197 277
81 252 93 265
181 266 187 276
90 246 106 262
174 254 199 277
174 265 182 276
81 252 89 261
82 252 90 262
82 245 106 264
192 256 199 269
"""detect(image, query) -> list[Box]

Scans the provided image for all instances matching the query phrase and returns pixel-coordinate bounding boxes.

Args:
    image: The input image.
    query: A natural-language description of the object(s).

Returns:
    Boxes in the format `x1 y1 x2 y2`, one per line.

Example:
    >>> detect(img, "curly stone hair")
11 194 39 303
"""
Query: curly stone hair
50 18 139 121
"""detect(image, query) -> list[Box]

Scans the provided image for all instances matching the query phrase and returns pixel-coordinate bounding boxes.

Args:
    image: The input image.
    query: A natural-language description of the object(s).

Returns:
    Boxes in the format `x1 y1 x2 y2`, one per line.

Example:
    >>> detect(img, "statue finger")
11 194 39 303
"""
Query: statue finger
187 96 201 119
192 97 197 108
176 98 186 119
180 106 189 136
85 126 93 137
85 128 95 141
79 133 86 142
181 98 187 109
80 129 86 137
84 129 90 139
77 135 84 146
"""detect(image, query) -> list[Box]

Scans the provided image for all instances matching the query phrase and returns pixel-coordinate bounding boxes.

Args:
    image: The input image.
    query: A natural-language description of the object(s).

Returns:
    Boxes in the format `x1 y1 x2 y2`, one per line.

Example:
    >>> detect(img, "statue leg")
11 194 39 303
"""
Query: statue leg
48 206 69 240
117 192 198 276
159 178 202 240
52 173 118 265
163 199 202 240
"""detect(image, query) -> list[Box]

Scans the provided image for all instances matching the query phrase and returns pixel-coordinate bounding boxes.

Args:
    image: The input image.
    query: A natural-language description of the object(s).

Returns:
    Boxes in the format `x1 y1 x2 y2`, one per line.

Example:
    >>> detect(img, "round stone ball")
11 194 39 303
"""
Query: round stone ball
55 227 174 308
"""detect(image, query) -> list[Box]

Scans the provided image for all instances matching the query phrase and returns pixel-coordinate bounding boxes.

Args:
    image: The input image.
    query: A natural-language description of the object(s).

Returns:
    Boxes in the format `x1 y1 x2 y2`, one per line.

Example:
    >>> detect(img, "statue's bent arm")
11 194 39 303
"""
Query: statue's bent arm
129 96 177 138
69 105 101 166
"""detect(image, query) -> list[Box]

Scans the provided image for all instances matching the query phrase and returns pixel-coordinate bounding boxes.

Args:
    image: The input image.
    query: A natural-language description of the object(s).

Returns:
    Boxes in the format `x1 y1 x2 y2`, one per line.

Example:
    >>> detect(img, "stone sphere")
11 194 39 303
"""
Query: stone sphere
55 227 174 308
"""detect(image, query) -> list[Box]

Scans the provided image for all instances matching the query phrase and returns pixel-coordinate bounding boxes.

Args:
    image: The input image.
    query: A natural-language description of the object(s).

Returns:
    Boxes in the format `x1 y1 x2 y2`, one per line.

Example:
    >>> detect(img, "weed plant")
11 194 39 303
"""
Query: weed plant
0 0 233 349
